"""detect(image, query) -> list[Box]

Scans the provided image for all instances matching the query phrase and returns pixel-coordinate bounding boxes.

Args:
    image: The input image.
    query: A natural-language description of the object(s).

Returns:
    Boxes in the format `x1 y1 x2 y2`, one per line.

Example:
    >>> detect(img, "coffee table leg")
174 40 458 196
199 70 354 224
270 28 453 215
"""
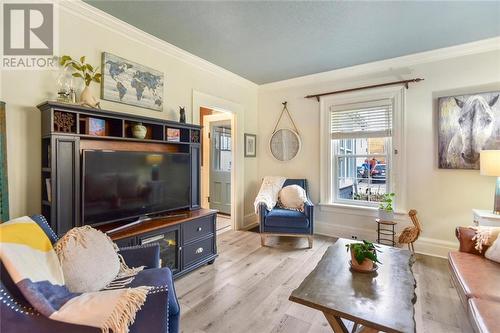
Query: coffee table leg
323 312 379 333
323 312 348 333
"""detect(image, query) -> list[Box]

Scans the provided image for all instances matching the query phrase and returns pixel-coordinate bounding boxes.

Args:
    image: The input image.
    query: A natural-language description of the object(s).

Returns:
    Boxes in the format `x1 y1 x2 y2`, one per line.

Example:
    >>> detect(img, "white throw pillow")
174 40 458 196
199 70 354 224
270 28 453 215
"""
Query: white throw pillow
485 236 500 263
278 185 307 211
54 226 131 293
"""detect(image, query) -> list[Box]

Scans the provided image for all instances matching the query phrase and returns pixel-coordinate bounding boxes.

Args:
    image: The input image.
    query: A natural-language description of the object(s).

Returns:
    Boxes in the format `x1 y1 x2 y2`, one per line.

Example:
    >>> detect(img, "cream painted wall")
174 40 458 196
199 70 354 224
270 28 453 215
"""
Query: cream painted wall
0 2 259 227
258 47 500 256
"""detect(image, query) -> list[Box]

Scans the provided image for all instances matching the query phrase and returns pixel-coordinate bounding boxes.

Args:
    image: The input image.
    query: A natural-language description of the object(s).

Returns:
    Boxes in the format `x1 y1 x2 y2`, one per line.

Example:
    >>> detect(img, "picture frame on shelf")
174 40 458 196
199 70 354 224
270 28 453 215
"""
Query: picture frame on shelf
167 128 181 142
244 133 257 157
87 117 106 136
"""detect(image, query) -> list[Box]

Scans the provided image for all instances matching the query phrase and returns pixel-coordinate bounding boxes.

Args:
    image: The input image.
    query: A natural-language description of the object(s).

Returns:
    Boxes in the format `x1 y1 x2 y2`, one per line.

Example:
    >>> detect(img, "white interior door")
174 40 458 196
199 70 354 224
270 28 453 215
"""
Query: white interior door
209 120 231 214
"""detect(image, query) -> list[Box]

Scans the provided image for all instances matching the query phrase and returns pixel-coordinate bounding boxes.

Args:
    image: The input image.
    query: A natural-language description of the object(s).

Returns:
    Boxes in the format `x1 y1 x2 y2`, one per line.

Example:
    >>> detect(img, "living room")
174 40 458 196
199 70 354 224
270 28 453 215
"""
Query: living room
1 1 499 333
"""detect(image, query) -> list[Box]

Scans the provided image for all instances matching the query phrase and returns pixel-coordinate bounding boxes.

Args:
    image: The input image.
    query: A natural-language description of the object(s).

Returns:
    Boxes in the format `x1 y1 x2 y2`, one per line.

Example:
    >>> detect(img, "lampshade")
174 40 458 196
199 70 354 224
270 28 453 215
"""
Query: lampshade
480 150 500 176
146 154 163 166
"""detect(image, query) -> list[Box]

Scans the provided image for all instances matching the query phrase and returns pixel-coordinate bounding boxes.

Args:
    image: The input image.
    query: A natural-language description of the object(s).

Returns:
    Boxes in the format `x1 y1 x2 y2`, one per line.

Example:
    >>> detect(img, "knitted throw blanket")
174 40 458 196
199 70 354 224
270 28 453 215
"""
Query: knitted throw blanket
0 216 151 333
254 176 286 214
472 226 500 252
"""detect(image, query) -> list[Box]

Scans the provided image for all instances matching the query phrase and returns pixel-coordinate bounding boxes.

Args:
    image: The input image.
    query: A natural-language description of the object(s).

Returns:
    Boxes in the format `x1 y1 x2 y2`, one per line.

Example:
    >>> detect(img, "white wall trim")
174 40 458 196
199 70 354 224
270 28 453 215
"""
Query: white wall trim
243 213 258 230
259 37 500 91
58 0 257 90
315 220 456 258
193 90 246 230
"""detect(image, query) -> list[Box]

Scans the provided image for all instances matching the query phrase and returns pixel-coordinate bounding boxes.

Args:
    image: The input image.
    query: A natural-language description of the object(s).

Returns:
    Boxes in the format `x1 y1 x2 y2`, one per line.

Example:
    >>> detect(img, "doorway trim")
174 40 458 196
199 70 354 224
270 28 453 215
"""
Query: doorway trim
193 90 243 230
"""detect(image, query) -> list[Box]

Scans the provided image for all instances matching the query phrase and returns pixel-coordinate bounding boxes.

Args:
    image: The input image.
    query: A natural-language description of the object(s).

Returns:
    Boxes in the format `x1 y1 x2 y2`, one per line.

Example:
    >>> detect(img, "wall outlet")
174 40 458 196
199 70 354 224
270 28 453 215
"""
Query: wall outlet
351 235 358 240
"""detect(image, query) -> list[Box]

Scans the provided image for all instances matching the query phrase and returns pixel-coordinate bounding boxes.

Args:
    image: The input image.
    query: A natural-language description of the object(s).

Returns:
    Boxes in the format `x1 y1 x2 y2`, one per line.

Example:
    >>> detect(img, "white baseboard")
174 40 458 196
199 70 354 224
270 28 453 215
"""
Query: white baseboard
315 221 457 258
242 213 258 230
413 237 457 259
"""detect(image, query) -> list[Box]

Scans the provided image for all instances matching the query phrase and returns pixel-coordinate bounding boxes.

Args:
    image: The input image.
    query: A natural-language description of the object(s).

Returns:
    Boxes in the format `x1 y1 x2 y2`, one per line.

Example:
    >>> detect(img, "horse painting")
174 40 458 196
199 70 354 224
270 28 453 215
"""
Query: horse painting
438 92 500 169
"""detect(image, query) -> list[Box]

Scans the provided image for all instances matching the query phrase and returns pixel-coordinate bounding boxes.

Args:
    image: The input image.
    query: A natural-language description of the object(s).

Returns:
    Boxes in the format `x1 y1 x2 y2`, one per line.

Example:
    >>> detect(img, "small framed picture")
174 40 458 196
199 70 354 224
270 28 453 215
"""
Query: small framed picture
87 117 106 136
167 128 181 142
244 133 256 157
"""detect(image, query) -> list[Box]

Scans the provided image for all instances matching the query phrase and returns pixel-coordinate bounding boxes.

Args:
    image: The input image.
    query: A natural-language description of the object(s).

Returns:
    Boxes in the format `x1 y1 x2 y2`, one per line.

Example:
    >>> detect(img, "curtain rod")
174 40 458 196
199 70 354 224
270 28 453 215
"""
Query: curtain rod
305 78 424 102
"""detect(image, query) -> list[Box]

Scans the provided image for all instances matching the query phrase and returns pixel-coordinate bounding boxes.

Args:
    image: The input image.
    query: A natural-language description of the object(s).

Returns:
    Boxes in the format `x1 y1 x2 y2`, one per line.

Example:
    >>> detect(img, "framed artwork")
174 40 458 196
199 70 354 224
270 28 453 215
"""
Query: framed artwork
101 52 164 111
244 133 256 157
167 128 180 142
438 91 500 169
88 118 106 136
0 101 8 222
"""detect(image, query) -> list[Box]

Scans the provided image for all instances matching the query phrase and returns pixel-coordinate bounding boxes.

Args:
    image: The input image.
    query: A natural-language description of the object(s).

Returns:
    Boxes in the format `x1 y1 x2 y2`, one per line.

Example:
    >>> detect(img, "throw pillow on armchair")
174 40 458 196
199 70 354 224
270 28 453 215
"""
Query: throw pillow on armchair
278 185 307 212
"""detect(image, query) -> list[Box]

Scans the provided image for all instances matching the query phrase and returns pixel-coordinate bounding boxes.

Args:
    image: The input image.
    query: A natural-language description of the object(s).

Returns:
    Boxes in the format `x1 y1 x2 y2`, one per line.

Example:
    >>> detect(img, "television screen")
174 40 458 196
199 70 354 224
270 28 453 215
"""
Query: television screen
83 150 190 225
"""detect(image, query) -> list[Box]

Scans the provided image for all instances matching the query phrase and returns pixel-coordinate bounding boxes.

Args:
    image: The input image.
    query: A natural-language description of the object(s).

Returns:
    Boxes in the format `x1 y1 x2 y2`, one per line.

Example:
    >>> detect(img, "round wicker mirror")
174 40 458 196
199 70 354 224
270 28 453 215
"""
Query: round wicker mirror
269 128 301 161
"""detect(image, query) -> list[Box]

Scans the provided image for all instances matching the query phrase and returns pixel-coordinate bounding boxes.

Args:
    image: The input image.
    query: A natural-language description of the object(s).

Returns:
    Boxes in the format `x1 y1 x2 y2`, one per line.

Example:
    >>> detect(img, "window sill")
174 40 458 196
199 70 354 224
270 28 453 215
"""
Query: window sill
319 203 407 221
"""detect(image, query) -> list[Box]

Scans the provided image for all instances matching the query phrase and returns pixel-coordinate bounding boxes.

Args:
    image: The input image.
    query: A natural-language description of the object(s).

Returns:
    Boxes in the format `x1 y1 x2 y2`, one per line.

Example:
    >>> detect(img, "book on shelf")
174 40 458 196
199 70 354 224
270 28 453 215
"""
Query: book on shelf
45 178 51 202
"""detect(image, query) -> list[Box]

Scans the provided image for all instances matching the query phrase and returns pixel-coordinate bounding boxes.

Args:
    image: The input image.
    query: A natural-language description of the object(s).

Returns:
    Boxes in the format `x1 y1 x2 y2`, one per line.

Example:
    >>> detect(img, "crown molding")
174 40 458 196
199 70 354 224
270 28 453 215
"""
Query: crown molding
58 0 258 89
259 36 500 91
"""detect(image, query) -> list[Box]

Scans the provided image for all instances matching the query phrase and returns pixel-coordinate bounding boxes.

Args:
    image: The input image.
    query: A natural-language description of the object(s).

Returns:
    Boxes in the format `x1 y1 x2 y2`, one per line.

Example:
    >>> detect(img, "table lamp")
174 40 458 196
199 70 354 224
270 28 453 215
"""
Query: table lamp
480 150 500 215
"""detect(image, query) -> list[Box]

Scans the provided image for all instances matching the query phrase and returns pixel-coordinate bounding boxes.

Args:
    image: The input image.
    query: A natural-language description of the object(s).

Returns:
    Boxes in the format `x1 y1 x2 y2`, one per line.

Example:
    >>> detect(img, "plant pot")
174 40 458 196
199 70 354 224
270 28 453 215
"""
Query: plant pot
80 86 100 108
350 251 374 271
132 123 147 139
378 209 394 221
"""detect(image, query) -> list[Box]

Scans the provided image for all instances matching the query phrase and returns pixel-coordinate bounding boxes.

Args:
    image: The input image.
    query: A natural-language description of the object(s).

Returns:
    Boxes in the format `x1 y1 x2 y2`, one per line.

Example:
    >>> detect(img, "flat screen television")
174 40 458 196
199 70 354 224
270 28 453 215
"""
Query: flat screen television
82 150 190 226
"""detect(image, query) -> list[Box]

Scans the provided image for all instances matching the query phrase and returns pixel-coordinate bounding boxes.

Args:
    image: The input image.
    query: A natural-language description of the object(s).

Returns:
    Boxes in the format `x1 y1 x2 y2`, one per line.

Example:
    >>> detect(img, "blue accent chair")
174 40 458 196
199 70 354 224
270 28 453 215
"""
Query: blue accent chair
0 215 180 333
259 179 314 248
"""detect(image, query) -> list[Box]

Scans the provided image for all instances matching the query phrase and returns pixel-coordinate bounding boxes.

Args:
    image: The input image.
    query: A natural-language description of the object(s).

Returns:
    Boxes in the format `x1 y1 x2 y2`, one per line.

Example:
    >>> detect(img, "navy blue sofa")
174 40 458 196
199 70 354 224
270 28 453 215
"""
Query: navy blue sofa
0 215 180 333
259 179 314 248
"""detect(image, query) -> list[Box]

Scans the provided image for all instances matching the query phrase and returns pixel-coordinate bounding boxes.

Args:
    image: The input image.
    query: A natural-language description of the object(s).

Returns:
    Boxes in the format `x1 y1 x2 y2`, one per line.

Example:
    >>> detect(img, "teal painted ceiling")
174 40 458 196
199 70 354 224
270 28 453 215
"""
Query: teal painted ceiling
85 1 500 84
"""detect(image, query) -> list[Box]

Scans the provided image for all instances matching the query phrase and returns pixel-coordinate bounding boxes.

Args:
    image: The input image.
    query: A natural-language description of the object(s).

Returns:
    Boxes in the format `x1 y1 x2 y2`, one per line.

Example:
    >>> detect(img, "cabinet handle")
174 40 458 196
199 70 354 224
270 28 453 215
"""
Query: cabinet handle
197 227 202 232
142 234 164 244
196 247 204 254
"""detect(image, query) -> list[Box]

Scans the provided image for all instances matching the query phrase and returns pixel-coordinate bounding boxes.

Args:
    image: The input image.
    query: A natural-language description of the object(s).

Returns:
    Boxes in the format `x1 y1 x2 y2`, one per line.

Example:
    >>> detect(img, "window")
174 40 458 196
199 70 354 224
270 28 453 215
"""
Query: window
213 126 232 172
320 86 405 209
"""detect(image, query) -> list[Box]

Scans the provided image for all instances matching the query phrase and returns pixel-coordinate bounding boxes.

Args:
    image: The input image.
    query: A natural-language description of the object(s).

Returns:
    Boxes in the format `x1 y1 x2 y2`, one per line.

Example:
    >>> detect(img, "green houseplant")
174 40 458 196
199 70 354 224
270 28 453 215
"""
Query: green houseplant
378 192 395 220
60 55 101 108
346 240 381 272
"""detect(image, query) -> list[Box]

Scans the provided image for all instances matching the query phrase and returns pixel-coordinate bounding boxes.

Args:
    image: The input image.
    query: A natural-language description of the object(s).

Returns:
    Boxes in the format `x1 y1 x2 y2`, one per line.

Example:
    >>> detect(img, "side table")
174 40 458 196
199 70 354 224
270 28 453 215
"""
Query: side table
472 209 500 227
375 219 397 246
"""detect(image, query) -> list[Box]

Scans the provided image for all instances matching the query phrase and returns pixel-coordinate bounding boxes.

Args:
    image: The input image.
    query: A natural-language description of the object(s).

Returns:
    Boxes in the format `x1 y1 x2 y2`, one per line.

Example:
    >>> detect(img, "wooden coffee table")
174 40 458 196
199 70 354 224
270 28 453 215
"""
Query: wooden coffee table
289 238 416 333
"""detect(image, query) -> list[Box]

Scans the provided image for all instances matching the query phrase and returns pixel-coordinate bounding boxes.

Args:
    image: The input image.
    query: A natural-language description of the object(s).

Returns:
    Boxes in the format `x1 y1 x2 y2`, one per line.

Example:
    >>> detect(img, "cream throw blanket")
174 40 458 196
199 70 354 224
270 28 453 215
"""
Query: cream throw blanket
0 216 151 333
254 176 286 214
472 226 500 252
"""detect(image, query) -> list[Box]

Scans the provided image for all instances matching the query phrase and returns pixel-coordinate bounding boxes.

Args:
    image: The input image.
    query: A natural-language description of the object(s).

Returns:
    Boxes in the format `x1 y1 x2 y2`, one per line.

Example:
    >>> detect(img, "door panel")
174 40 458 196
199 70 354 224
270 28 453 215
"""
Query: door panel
209 121 231 214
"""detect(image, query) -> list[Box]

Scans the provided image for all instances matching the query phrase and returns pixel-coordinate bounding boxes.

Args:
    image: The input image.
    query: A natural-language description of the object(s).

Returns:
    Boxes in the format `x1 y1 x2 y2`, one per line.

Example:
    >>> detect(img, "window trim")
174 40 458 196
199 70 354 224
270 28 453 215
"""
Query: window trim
319 85 406 211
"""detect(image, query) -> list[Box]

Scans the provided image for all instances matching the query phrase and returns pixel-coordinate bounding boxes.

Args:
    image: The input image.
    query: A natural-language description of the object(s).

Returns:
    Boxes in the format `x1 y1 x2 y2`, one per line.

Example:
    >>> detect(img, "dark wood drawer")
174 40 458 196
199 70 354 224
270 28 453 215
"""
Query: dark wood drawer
182 237 214 268
182 216 214 243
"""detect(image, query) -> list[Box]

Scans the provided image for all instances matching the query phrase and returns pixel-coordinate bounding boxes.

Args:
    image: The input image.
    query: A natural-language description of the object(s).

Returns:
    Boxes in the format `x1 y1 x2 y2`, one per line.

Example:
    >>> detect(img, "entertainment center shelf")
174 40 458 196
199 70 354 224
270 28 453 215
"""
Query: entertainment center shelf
38 101 212 278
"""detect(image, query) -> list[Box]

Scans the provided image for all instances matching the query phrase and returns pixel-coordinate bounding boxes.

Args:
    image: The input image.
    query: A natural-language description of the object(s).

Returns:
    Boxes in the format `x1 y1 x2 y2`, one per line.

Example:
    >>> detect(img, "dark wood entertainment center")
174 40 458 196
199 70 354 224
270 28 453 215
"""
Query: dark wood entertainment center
38 101 217 278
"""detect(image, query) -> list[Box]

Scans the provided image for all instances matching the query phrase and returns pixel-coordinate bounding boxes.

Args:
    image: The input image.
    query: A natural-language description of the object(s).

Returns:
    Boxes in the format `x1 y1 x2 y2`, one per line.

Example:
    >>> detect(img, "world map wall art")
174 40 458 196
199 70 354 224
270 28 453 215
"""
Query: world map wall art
101 52 164 111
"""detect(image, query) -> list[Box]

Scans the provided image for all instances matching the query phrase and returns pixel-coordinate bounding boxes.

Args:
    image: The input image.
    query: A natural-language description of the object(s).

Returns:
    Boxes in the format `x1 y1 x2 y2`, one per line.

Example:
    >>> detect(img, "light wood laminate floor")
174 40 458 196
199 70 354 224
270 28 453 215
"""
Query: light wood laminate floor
176 230 472 333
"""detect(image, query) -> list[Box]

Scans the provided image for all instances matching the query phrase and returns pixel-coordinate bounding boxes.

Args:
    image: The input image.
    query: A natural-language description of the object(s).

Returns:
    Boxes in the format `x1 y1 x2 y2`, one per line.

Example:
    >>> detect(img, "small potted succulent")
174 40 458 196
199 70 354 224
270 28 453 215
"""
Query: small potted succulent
346 240 381 272
378 192 395 221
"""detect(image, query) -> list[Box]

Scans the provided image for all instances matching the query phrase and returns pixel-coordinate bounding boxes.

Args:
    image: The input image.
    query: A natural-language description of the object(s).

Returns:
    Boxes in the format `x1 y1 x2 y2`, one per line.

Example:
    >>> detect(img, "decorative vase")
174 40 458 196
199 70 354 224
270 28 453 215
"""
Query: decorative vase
350 251 374 272
378 209 394 221
132 123 147 139
179 107 186 123
80 86 100 108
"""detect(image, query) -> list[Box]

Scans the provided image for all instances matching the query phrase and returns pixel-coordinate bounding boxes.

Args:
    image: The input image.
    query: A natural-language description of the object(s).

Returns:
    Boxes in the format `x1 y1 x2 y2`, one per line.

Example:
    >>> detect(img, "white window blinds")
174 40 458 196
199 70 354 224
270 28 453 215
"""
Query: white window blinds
330 103 392 139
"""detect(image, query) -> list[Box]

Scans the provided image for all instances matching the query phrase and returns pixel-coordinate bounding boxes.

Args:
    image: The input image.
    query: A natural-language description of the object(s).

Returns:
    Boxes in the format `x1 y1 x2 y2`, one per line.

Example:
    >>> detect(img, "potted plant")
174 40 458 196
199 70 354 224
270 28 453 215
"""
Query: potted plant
60 55 101 108
346 240 381 272
378 192 395 220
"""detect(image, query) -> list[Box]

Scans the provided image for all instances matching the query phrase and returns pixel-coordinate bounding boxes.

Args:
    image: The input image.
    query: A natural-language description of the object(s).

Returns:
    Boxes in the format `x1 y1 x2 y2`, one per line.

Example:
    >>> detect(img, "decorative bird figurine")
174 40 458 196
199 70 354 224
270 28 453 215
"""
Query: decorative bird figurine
398 209 422 253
